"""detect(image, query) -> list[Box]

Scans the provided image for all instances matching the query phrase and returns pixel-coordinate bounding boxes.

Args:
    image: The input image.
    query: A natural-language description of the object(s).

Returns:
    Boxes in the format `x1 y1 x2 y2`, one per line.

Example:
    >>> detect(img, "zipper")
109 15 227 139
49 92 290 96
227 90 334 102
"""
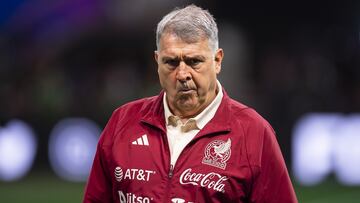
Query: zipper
168 164 174 178
163 138 197 202
164 164 174 202
163 130 174 202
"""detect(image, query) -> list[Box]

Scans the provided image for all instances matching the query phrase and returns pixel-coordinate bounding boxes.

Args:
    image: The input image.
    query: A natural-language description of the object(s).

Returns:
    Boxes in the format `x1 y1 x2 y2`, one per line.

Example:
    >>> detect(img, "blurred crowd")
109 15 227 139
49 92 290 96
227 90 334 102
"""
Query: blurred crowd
0 0 359 169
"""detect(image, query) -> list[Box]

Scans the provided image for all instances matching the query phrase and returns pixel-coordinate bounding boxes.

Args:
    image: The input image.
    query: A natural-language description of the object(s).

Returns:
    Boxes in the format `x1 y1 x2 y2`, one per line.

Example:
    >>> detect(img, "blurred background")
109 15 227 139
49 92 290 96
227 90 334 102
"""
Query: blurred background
0 0 359 202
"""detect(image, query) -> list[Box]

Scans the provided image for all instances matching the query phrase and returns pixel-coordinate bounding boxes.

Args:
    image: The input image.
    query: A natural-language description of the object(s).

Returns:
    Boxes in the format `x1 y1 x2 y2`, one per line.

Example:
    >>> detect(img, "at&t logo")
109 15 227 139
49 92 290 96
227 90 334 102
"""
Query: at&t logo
115 166 123 182
114 166 155 182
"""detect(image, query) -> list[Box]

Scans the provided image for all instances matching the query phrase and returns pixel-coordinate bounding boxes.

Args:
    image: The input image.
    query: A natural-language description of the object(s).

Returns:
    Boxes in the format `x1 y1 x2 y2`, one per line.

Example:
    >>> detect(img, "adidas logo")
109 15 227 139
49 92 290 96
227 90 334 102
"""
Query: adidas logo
132 134 149 146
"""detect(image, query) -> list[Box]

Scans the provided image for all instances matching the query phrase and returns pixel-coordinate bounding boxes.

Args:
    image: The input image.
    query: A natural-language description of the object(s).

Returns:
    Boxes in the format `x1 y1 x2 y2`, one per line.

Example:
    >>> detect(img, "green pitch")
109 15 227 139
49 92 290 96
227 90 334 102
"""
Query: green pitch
1 172 360 203
0 171 85 203
295 177 360 203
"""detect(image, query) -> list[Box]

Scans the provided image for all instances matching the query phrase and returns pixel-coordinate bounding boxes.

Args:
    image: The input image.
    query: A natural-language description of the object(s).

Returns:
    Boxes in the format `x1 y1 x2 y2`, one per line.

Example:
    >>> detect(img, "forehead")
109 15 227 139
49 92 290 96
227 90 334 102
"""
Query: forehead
158 34 212 56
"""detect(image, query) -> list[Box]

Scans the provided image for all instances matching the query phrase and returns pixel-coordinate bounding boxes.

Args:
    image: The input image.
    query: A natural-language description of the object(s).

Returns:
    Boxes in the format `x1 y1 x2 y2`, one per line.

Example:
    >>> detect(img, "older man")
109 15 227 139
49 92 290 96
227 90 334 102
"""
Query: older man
83 5 297 203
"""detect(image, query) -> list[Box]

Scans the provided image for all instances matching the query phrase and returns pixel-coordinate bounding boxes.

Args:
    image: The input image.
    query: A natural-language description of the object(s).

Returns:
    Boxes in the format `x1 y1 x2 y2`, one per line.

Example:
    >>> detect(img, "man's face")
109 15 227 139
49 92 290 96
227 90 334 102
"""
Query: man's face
155 33 223 118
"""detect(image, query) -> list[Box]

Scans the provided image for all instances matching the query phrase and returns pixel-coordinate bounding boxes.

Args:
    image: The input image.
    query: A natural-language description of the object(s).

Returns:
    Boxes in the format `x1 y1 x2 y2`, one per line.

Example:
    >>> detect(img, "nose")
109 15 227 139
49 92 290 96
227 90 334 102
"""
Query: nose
176 61 192 82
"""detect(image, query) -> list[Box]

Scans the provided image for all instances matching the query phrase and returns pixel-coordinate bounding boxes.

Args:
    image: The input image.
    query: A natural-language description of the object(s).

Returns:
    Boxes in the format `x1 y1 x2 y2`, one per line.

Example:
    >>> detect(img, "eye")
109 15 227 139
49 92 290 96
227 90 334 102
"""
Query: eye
164 59 179 68
185 58 202 67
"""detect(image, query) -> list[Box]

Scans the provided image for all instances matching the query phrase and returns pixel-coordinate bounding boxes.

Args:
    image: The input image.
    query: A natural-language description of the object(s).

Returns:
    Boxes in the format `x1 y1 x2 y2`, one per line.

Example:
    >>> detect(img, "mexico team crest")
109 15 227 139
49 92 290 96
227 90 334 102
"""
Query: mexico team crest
202 138 231 170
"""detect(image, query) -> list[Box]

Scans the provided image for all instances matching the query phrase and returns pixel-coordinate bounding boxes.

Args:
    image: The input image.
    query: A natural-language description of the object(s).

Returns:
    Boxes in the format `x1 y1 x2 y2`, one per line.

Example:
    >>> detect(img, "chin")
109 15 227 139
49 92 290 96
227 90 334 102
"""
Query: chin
177 99 198 110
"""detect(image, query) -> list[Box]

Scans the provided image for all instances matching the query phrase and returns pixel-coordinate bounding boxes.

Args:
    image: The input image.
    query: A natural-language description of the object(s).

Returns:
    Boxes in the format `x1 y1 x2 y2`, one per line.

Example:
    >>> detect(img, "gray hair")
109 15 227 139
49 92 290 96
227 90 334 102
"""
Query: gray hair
156 5 219 52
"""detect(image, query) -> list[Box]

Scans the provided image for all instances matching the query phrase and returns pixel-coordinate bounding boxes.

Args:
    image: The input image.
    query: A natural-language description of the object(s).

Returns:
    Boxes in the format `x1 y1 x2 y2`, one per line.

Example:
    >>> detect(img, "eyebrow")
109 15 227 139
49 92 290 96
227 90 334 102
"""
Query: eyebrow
161 56 180 63
161 55 206 63
183 55 206 61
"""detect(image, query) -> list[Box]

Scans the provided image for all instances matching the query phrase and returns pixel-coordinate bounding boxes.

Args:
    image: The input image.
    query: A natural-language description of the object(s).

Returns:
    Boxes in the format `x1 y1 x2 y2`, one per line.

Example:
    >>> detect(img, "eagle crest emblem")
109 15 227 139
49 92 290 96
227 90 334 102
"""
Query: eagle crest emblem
202 138 231 170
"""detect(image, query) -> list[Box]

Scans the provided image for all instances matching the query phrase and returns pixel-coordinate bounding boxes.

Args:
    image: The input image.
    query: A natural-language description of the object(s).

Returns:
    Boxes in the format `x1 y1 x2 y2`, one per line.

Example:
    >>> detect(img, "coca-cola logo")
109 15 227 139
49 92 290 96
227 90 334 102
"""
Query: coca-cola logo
179 168 228 193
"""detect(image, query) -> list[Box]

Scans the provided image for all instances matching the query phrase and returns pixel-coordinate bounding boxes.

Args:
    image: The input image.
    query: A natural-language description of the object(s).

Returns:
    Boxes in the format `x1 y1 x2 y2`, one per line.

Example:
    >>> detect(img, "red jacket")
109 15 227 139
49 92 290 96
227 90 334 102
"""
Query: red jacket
83 90 298 203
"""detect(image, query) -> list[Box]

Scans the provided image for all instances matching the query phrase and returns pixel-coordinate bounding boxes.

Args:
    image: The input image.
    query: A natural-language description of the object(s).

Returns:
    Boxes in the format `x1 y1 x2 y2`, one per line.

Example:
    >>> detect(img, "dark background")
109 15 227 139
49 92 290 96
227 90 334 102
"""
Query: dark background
0 0 359 202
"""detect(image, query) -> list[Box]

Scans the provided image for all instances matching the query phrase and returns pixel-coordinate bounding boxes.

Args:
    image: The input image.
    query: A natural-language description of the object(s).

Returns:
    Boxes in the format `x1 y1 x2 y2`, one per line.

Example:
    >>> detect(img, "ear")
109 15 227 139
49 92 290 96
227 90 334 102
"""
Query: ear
214 48 224 74
154 51 159 63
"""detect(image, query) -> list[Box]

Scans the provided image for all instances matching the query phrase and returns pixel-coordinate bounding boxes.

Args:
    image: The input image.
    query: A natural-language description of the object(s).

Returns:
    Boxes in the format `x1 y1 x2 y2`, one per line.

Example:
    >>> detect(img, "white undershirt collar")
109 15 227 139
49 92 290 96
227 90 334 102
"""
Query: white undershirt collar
163 80 223 130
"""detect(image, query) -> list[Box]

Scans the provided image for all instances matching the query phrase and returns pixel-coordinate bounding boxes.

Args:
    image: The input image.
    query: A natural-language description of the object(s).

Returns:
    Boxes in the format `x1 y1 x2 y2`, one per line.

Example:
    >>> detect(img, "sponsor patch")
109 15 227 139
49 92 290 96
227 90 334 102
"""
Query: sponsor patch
115 166 156 182
118 190 152 203
179 168 228 193
115 166 124 182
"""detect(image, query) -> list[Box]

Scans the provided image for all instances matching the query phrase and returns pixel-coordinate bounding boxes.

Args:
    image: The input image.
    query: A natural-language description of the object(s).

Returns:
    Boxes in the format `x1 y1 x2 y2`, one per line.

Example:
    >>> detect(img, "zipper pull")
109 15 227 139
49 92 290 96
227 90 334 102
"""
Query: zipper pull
168 164 174 178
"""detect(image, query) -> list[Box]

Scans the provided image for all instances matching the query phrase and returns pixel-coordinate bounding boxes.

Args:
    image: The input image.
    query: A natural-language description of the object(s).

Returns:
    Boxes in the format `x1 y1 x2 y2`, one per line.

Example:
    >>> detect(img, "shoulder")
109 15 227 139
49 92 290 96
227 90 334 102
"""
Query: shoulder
224 97 276 155
99 95 161 145
226 98 278 167
226 98 273 132
113 95 159 117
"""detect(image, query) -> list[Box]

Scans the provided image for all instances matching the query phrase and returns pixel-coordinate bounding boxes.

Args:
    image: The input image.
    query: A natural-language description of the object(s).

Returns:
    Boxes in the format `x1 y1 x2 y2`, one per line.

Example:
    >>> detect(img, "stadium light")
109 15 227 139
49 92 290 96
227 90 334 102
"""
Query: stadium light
292 113 338 185
293 113 360 186
48 118 100 182
332 115 360 185
0 120 37 181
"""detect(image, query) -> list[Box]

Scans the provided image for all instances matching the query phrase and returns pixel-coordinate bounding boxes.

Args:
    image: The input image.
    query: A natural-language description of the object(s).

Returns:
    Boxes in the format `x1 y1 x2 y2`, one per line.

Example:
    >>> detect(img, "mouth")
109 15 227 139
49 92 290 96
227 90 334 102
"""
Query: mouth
178 88 196 94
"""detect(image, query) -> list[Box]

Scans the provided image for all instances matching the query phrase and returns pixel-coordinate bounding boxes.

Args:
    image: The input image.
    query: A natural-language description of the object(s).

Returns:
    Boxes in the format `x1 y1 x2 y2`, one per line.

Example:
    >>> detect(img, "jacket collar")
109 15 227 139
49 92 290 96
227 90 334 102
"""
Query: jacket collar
194 89 232 139
140 89 232 137
140 90 167 133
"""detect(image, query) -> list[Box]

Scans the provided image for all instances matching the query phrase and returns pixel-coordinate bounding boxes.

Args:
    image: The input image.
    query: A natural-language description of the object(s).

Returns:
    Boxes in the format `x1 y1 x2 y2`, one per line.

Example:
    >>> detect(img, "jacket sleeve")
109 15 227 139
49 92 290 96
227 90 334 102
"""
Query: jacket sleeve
249 124 298 203
83 111 119 203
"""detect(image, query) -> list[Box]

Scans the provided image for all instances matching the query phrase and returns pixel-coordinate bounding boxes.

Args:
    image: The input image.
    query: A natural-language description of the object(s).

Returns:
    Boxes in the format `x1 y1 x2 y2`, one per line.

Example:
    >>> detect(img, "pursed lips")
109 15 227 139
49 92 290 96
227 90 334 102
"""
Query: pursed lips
177 88 196 96
178 86 196 92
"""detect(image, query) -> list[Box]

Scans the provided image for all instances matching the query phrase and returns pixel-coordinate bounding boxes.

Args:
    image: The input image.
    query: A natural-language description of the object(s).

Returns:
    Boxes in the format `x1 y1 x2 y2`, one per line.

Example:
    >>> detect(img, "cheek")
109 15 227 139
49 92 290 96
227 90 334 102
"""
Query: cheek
158 69 176 89
158 70 169 89
195 76 217 95
195 70 216 86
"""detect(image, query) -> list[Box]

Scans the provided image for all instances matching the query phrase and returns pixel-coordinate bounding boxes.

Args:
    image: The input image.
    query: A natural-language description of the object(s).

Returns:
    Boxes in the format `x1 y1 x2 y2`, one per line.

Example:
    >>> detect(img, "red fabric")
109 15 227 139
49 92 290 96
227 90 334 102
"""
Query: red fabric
83 90 298 203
